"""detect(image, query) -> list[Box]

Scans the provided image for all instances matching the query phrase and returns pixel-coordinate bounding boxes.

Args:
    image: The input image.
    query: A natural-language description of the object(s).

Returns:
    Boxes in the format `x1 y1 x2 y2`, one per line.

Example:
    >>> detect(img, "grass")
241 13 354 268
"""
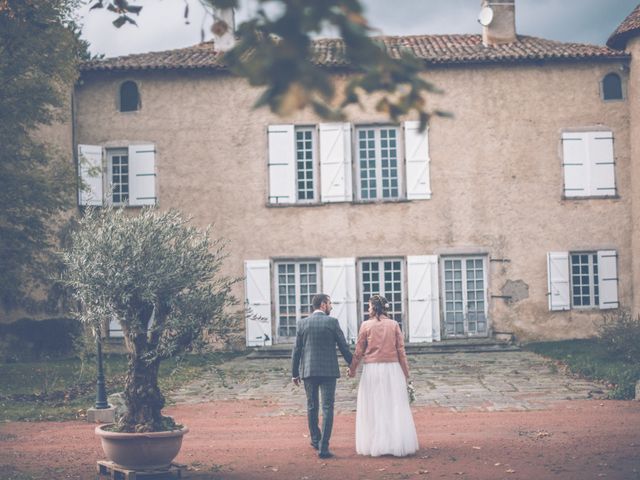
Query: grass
524 339 640 399
0 352 242 422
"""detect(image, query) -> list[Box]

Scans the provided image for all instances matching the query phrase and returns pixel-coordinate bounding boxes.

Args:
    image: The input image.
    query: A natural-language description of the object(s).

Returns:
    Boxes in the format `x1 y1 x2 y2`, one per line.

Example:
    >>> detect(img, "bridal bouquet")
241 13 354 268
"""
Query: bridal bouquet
407 381 416 404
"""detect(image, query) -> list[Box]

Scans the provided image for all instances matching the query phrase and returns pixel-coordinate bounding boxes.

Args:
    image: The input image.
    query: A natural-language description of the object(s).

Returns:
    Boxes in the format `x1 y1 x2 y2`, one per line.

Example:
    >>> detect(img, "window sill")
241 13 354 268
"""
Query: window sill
561 195 620 201
266 198 413 208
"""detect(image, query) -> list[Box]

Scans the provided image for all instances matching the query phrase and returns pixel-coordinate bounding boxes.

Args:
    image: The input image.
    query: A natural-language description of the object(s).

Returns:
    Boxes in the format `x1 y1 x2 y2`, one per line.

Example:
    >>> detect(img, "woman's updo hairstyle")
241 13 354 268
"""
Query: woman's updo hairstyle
369 294 390 319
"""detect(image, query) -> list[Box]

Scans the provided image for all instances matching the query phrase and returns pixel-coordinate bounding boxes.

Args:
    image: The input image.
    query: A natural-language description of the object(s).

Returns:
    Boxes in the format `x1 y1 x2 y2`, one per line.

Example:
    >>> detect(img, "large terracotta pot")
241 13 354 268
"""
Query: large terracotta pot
95 424 189 470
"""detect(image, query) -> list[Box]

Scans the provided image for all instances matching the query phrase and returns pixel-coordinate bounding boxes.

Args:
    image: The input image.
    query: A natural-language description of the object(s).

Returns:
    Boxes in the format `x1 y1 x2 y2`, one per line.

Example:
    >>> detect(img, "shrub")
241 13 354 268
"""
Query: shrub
0 318 82 362
598 310 640 363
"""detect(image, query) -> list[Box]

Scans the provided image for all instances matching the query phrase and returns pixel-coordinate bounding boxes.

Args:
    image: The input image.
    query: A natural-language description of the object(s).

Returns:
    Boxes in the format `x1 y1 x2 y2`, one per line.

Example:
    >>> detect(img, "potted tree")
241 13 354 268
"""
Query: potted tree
61 206 237 470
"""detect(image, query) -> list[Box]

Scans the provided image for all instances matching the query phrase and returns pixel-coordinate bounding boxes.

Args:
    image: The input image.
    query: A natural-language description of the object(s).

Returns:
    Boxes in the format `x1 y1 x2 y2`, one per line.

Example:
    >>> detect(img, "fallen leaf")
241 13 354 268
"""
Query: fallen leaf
378 468 386 471
494 463 501 466
472 446 481 450
417 470 429 475
506 469 516 473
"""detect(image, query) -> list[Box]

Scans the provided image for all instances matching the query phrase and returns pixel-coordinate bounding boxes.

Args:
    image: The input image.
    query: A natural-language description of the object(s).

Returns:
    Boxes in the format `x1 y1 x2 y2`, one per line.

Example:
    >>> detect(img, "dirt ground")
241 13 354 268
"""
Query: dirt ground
1 400 639 480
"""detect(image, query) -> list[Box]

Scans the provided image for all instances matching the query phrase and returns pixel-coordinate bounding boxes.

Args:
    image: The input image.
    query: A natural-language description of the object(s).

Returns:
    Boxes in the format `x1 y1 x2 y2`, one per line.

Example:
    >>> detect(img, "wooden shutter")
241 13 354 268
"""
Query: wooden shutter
319 123 353 202
547 252 570 311
561 133 588 197
244 260 273 346
78 144 103 206
598 250 619 309
321 258 357 342
404 121 432 200
589 132 616 197
128 144 157 206
267 125 296 204
407 255 440 342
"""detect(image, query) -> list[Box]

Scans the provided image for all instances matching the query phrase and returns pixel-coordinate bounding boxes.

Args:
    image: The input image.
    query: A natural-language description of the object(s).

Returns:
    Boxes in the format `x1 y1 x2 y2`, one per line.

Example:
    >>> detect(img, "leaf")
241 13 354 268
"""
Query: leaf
89 1 104 10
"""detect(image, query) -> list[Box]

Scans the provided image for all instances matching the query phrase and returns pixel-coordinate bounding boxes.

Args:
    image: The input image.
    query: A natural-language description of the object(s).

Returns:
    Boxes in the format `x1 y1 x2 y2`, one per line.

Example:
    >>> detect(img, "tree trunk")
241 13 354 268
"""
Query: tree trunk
120 347 165 432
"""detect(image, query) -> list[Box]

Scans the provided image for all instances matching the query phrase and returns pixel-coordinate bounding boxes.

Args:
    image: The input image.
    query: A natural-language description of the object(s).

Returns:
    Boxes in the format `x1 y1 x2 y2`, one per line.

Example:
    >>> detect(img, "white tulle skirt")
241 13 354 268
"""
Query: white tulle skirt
355 362 419 457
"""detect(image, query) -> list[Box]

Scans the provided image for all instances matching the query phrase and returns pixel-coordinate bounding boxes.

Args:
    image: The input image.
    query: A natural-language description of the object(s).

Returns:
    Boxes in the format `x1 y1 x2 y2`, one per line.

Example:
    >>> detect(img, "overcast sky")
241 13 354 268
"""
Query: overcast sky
78 0 639 58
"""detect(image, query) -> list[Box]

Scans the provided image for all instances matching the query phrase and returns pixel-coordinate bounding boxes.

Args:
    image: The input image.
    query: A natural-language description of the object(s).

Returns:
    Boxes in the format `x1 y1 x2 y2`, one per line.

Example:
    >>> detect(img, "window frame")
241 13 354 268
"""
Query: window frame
355 125 404 202
294 126 318 203
569 251 599 309
273 259 321 342
357 257 405 328
106 148 130 206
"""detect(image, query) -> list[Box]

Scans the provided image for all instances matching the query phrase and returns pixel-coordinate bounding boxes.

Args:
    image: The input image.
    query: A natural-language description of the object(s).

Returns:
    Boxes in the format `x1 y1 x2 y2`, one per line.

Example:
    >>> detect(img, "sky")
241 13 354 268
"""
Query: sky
77 0 640 59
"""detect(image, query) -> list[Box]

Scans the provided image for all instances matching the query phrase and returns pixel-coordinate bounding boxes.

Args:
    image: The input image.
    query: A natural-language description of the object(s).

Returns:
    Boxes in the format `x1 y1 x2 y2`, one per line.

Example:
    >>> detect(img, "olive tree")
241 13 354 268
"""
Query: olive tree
61 206 238 432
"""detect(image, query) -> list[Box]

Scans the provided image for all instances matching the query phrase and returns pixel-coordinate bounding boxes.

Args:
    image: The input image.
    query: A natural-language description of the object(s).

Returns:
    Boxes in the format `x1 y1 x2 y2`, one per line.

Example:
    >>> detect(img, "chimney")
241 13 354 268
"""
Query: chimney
479 0 517 46
212 8 235 52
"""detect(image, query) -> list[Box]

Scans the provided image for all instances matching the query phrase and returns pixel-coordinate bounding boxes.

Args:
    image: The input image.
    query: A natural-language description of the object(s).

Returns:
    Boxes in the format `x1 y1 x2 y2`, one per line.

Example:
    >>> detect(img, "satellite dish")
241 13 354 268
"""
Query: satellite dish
478 6 494 26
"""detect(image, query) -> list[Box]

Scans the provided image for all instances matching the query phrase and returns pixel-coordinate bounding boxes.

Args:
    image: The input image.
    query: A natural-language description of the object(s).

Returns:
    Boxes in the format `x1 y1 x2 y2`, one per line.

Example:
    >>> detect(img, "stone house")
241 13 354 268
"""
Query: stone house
72 1 640 346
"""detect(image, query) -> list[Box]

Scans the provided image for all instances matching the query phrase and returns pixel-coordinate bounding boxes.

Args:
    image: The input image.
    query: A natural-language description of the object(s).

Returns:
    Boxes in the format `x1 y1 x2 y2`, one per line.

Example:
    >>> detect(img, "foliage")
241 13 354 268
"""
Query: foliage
89 0 447 129
0 318 82 362
598 310 640 363
0 0 88 311
525 339 640 400
60 206 239 432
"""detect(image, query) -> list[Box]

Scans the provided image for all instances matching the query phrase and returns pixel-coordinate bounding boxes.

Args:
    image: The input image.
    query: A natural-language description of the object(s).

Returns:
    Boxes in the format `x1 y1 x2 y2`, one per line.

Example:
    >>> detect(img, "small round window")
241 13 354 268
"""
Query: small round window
602 72 623 101
119 80 140 112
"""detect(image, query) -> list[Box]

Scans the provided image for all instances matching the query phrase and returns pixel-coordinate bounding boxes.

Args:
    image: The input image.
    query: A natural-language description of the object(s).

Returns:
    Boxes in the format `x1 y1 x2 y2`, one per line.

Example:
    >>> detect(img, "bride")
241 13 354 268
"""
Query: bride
348 294 419 457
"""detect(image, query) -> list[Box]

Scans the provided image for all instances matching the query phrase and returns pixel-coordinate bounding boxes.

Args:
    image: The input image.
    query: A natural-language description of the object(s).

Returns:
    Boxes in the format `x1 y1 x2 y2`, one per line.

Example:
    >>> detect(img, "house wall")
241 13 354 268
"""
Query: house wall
627 37 640 317
75 59 631 342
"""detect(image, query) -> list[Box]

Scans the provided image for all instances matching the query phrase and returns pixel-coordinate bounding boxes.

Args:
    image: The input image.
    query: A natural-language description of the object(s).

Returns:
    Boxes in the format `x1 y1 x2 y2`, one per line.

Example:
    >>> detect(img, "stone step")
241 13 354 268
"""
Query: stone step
246 338 520 359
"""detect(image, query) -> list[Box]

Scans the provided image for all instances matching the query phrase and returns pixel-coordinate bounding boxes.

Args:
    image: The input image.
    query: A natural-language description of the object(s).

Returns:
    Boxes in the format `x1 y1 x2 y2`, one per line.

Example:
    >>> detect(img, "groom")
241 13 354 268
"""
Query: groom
291 293 353 459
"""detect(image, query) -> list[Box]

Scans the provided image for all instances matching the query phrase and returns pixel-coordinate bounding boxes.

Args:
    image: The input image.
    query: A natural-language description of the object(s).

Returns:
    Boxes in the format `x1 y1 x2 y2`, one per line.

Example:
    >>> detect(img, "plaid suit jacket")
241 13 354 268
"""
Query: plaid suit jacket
291 311 353 379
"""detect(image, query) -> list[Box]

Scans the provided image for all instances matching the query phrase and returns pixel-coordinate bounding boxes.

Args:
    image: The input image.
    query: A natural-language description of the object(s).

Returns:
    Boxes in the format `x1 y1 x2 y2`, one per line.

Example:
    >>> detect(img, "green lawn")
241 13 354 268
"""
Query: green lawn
0 352 242 422
524 339 640 399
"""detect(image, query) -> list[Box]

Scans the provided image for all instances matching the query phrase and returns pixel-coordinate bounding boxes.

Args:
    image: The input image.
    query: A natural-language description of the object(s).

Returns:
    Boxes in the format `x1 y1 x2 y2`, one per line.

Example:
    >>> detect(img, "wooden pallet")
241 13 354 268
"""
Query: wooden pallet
96 460 185 480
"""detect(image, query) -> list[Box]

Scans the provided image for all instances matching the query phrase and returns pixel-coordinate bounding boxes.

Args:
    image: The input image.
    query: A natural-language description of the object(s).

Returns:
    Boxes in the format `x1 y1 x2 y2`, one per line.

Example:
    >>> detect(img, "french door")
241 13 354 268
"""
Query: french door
441 256 488 338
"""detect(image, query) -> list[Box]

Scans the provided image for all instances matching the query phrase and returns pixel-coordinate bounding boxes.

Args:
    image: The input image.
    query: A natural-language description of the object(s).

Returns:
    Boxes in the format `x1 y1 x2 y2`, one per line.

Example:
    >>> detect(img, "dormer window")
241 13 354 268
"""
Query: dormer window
119 81 140 112
602 72 623 101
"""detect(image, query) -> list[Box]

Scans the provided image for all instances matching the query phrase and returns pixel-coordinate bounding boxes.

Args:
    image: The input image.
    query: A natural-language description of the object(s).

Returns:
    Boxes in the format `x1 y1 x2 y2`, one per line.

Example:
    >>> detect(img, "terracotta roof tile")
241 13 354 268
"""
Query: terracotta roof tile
607 4 640 50
80 34 627 73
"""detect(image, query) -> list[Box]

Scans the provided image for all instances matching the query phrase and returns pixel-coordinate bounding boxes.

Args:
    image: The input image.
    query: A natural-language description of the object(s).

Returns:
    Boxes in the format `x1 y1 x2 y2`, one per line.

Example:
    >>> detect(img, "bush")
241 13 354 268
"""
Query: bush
0 318 82 362
598 310 640 363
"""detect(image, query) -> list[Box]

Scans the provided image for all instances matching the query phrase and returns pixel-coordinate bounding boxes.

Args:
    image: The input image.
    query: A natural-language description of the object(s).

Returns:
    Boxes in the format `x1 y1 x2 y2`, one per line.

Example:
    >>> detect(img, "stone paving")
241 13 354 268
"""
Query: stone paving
169 351 608 414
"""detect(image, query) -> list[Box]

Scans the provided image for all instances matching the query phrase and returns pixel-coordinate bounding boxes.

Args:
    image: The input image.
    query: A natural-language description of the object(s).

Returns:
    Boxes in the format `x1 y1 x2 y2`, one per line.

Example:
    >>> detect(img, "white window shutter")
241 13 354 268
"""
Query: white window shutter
407 255 440 343
547 252 570 311
561 133 588 198
321 258 357 342
598 250 619 309
404 121 431 200
319 123 353 202
267 125 296 204
589 132 616 197
128 144 157 206
109 317 124 338
78 144 103 206
244 260 273 346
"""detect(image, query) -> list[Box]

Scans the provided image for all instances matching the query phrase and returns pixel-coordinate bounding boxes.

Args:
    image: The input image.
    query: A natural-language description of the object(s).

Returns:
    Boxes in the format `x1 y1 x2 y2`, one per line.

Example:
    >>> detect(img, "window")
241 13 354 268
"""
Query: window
107 149 129 205
78 144 157 207
547 250 618 311
602 73 623 101
267 122 430 205
570 252 599 308
356 126 401 200
120 81 140 112
441 257 488 337
360 258 403 325
275 261 319 339
295 127 316 201
561 131 616 198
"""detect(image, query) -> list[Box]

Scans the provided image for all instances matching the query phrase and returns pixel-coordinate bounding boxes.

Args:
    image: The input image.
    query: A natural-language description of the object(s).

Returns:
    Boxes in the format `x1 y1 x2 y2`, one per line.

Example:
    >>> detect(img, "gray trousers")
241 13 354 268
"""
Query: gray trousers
303 377 337 453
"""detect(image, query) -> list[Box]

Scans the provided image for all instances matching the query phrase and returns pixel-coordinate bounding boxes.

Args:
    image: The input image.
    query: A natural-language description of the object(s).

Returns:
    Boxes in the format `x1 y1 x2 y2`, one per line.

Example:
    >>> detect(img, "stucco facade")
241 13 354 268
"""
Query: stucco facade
73 51 632 344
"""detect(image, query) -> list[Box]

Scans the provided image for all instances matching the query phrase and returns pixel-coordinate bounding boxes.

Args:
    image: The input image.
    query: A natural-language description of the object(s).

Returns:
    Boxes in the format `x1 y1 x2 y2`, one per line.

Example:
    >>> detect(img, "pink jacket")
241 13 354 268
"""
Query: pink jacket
350 316 410 378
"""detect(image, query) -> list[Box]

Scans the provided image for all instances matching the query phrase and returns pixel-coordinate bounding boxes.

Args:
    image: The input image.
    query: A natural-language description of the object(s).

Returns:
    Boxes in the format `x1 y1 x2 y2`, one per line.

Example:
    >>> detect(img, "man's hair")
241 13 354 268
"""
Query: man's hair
312 293 330 310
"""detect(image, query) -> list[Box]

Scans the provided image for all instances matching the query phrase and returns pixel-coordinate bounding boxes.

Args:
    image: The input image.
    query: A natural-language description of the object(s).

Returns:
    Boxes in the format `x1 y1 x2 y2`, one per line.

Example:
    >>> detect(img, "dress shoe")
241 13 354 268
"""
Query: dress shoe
318 450 334 459
310 442 319 450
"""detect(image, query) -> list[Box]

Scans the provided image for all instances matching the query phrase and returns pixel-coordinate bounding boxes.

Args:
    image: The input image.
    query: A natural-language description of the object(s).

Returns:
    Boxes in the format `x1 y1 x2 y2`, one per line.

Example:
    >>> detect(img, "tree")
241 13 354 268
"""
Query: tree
89 0 447 129
61 206 238 432
0 0 87 311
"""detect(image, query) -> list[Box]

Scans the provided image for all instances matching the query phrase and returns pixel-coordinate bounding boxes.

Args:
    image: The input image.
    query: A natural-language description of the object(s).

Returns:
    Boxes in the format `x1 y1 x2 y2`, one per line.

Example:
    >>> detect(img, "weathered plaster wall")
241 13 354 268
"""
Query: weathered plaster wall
627 37 640 317
75 59 631 341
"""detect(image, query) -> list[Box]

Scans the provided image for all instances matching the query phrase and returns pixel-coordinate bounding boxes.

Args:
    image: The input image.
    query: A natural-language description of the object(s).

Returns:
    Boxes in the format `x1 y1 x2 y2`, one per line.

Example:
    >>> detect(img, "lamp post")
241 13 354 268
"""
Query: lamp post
95 332 108 409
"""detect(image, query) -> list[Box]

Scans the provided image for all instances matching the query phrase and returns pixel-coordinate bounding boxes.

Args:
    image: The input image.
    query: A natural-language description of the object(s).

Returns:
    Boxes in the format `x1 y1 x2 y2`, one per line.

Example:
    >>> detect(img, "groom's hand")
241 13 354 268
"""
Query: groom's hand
292 377 300 386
